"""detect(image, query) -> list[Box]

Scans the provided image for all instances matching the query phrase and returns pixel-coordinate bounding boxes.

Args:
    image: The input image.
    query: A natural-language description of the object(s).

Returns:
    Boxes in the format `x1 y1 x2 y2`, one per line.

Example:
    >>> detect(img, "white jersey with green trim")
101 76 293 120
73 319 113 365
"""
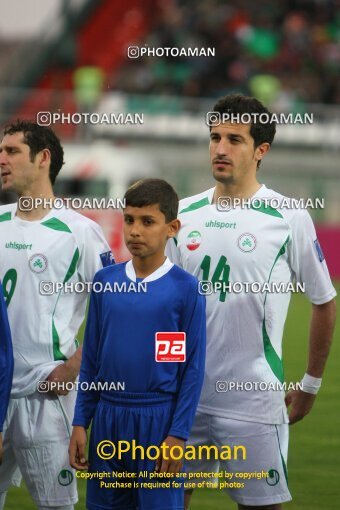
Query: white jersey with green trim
166 185 336 424
0 204 113 398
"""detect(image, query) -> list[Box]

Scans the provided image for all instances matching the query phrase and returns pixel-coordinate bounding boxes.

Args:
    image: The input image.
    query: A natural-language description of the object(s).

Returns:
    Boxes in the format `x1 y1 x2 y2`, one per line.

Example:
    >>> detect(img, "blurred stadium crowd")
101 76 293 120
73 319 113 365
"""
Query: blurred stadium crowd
1 0 339 128
115 0 340 109
0 0 339 264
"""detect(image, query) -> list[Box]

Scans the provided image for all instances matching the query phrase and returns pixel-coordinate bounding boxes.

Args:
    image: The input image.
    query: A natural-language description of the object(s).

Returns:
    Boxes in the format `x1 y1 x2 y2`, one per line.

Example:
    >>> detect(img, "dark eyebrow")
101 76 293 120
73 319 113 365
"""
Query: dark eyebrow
123 214 156 220
228 133 245 142
140 215 156 220
210 132 246 142
0 144 20 151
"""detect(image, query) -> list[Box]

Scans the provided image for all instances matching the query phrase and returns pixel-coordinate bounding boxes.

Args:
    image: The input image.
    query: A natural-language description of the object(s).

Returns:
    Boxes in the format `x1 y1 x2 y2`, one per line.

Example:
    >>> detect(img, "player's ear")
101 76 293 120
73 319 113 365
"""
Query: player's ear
167 218 181 239
254 142 270 165
37 148 51 169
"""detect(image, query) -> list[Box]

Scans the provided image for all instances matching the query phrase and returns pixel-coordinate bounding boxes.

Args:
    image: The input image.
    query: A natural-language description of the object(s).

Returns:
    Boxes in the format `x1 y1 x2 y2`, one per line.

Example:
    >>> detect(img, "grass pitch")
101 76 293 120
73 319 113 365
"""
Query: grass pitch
5 288 340 509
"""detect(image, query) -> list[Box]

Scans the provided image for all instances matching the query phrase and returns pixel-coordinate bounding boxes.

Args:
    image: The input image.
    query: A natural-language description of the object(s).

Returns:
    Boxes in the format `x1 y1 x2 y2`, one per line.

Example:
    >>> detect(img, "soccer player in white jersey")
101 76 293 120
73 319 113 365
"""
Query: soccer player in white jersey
0 121 114 510
166 94 337 510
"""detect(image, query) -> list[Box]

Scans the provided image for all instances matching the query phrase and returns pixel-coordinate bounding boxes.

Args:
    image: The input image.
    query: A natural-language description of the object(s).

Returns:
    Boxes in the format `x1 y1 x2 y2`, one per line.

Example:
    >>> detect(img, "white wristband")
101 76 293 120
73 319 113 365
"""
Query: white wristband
301 373 322 395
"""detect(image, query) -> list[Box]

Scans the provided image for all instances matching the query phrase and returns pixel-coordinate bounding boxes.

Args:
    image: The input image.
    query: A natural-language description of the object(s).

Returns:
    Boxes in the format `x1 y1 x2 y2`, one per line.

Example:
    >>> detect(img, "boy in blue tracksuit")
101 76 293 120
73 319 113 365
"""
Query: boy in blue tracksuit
69 178 206 510
0 281 14 465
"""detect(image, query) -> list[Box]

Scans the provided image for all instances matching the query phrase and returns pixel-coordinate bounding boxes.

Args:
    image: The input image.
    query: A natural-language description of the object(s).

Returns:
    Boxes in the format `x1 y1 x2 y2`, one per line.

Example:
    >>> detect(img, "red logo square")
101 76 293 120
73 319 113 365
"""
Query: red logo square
155 332 186 362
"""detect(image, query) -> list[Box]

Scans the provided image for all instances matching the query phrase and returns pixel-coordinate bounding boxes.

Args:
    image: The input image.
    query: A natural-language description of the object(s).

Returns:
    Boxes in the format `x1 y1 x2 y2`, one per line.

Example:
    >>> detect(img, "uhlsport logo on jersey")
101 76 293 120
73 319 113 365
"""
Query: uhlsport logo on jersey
58 469 73 486
266 469 280 486
29 253 48 273
155 332 186 362
237 233 257 252
186 231 201 251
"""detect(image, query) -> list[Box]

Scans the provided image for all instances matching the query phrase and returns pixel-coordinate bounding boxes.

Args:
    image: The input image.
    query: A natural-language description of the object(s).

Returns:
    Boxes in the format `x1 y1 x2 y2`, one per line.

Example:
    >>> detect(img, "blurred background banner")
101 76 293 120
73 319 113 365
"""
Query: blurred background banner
0 2 339 510
0 0 339 263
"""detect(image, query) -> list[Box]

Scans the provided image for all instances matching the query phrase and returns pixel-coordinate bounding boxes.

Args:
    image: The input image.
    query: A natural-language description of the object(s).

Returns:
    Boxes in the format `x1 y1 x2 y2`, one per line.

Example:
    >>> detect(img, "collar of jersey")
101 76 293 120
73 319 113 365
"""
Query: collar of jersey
13 205 64 224
210 184 267 205
125 257 174 283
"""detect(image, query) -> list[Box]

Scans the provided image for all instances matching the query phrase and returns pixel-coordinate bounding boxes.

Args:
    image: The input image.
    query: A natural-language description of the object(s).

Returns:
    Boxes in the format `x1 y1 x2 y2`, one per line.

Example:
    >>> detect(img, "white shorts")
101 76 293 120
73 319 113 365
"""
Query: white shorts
185 412 292 506
0 390 78 507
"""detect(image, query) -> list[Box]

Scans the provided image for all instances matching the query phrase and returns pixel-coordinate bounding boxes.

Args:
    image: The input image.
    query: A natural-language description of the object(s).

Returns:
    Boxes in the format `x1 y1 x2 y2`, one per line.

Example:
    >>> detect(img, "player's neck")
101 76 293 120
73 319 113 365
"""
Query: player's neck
132 253 167 279
212 180 261 203
16 184 55 221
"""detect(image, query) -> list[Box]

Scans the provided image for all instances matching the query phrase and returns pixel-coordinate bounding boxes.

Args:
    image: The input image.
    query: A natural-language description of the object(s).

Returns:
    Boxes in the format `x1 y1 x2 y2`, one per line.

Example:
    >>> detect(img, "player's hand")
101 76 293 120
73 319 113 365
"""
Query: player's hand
69 426 89 470
46 360 79 395
155 435 185 474
285 389 317 424
0 432 3 465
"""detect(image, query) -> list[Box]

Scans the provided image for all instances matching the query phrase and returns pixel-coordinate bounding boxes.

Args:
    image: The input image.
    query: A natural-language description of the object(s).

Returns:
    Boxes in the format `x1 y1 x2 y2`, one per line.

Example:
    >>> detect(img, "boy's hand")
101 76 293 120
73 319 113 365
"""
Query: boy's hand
156 435 185 474
69 426 89 470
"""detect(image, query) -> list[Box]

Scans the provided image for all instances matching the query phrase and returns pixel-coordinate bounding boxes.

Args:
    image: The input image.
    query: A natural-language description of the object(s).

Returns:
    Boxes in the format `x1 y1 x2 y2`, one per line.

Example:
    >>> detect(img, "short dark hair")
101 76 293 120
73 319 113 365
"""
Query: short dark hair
211 94 276 168
124 178 178 222
3 120 64 185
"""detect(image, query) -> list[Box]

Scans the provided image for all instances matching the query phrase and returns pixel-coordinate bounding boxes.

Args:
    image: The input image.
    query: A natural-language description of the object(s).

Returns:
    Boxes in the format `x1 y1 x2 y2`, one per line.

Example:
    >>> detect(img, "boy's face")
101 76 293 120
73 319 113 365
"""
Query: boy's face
123 204 179 259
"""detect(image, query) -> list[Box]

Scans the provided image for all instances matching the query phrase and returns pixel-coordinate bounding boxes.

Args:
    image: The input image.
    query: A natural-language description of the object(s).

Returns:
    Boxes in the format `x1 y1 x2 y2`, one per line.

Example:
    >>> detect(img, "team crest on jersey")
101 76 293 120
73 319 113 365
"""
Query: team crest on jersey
238 233 256 252
186 231 201 251
29 253 48 273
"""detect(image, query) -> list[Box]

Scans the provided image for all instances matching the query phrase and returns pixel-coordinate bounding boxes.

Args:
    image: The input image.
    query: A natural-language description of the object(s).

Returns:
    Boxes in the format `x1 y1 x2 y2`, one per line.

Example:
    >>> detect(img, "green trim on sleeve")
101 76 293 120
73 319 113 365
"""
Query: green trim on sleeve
179 197 210 214
0 212 12 222
251 199 283 219
41 217 72 233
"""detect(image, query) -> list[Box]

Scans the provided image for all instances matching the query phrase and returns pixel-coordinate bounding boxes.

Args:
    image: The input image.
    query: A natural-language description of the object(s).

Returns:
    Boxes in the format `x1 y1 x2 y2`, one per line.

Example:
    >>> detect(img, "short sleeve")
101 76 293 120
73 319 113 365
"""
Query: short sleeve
78 220 115 283
288 209 336 305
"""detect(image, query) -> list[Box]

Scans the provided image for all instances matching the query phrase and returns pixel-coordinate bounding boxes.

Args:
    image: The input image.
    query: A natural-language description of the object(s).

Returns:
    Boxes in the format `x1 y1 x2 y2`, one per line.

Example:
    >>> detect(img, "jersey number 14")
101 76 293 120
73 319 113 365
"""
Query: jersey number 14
200 255 230 302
